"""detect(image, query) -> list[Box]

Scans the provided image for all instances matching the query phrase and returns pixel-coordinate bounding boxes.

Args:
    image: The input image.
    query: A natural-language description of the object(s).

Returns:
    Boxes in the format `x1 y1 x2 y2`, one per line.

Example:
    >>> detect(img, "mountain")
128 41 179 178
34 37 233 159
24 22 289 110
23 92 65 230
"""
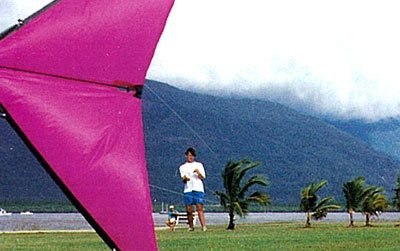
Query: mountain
1 80 399 207
0 118 68 202
327 118 400 162
142 81 400 205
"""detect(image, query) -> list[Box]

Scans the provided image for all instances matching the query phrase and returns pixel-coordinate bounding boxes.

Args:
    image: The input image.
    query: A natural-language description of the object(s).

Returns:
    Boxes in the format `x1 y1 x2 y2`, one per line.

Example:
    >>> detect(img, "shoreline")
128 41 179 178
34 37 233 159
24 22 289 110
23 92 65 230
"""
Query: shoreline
1 212 400 232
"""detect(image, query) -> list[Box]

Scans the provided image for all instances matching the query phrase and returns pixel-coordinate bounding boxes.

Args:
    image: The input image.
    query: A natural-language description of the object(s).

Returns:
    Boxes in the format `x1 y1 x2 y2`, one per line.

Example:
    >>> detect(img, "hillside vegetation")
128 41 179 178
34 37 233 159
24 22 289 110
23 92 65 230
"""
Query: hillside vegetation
1 80 399 207
142 81 400 205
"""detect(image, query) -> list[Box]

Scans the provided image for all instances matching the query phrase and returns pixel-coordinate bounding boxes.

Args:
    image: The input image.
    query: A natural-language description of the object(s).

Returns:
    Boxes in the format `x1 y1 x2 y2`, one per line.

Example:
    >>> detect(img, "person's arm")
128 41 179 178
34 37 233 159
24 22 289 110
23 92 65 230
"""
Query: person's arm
180 166 190 183
194 164 206 180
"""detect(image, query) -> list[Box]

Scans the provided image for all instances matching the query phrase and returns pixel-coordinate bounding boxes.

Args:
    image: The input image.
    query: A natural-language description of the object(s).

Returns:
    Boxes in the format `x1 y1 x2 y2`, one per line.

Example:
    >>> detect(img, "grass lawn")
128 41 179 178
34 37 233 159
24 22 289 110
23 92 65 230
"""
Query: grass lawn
0 231 109 251
157 222 400 250
2 222 400 250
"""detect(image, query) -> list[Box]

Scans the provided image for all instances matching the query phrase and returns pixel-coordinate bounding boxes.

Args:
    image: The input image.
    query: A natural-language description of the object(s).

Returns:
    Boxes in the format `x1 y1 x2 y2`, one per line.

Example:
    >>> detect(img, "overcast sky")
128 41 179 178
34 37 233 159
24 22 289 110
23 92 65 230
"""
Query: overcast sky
1 0 400 121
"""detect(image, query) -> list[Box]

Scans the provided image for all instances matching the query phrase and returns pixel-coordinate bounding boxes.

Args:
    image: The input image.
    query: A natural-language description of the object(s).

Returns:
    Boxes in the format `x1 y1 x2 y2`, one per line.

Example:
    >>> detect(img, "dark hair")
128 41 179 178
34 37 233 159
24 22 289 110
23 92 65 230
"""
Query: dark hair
185 147 196 157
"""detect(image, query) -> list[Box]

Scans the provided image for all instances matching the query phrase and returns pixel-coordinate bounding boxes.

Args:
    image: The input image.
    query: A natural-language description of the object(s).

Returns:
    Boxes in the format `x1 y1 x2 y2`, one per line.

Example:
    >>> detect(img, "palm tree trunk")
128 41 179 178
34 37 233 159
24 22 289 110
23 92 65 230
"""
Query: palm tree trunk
305 210 311 227
365 212 371 227
349 209 355 227
227 209 235 230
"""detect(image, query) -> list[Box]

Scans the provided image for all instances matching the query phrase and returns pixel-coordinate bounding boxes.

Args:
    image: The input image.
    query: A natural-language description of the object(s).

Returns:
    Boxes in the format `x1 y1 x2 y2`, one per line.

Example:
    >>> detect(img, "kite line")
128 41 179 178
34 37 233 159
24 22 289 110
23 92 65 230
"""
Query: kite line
144 84 218 159
144 83 221 204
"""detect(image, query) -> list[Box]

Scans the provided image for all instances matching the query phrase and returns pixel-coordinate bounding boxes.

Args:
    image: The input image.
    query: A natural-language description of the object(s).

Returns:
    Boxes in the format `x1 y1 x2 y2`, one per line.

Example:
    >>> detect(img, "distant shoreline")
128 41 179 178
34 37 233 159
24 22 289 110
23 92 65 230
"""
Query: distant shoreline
1 212 400 232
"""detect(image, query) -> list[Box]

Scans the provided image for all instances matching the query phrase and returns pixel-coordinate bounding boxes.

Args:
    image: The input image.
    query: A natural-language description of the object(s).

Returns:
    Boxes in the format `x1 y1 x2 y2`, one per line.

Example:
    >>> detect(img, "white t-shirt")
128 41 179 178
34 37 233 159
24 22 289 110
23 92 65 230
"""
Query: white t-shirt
179 161 206 193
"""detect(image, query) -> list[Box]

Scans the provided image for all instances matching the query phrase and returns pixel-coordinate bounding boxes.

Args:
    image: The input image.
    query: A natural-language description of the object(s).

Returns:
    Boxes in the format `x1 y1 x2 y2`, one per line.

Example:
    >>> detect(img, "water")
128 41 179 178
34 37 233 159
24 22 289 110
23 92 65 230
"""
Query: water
1 212 400 231
0 213 92 232
154 212 400 227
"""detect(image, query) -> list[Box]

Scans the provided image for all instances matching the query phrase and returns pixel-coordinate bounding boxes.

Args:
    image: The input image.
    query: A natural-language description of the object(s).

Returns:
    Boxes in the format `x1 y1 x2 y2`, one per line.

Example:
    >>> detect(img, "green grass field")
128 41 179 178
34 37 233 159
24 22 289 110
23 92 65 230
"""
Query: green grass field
0 231 109 250
1 222 400 250
157 222 400 250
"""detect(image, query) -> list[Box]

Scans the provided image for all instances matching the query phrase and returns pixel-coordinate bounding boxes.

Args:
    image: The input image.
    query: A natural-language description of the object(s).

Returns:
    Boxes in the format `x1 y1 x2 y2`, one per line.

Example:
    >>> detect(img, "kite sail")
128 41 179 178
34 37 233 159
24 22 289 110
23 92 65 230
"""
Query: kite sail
0 0 174 250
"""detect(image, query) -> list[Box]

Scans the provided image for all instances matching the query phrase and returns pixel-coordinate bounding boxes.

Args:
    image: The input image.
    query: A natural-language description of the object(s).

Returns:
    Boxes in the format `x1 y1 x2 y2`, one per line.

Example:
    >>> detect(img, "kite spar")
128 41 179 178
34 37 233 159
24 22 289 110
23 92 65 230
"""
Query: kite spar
0 0 174 250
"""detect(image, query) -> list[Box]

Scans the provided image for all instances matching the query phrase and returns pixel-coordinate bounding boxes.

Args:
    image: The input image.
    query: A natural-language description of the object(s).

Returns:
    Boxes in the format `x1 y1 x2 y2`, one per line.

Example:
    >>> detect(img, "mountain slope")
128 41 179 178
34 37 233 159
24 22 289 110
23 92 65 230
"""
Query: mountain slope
1 80 399 207
142 81 400 205
327 118 400 161
0 118 67 202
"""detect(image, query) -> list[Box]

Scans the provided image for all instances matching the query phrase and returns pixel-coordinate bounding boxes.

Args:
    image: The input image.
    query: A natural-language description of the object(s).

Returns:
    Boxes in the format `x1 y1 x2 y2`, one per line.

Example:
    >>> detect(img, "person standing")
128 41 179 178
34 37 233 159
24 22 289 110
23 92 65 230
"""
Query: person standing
179 147 207 231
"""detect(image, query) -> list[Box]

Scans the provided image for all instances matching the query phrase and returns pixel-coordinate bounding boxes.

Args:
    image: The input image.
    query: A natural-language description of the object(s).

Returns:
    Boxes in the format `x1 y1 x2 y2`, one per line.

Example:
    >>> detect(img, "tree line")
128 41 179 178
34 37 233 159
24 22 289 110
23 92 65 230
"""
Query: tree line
215 158 400 230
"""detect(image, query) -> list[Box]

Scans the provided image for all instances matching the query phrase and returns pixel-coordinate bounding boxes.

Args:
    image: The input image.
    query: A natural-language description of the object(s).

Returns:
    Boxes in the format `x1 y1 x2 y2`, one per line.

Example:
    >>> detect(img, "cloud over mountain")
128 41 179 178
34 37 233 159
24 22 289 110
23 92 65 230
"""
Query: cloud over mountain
148 0 400 121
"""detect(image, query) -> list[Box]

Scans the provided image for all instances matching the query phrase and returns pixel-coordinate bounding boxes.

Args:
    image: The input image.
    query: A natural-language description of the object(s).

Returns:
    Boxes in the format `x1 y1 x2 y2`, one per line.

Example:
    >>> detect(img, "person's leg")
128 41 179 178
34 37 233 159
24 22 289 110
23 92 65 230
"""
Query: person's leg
196 203 206 230
193 191 206 231
186 205 194 230
166 220 172 230
184 192 195 230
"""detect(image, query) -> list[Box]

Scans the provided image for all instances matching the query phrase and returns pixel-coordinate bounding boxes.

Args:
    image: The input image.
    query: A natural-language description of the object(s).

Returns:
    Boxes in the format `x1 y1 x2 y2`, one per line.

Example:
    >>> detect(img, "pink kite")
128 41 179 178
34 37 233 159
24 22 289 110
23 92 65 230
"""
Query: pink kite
0 0 174 250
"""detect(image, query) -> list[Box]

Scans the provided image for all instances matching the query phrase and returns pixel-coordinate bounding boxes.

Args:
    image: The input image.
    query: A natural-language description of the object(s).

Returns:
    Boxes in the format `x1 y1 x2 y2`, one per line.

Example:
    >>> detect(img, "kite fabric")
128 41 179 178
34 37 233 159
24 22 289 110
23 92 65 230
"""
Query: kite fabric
0 0 174 250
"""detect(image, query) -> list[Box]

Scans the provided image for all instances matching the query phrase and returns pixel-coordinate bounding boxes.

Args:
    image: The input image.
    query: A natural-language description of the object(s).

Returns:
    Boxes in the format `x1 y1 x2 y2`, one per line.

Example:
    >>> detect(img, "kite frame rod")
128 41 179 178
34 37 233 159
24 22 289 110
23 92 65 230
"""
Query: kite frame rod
0 66 142 98
0 0 61 40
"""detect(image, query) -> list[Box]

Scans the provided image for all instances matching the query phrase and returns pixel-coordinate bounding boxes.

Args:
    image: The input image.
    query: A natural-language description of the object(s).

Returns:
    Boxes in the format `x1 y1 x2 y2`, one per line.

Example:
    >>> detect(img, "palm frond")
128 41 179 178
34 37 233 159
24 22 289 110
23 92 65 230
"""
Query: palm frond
342 176 366 211
215 191 229 208
393 175 400 210
313 180 328 193
363 193 388 216
217 159 270 221
246 192 270 206
239 176 268 198
222 161 243 198
311 205 340 220
314 196 334 211
300 180 338 224
300 180 329 212
233 201 245 217
237 160 261 183
318 204 341 211
312 210 327 220
372 194 388 212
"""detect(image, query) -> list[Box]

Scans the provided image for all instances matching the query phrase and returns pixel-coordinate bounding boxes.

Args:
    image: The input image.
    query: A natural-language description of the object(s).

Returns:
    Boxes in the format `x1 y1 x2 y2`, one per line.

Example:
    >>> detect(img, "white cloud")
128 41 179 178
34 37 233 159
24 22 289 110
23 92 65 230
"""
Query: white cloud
148 0 400 121
0 0 53 29
1 0 400 121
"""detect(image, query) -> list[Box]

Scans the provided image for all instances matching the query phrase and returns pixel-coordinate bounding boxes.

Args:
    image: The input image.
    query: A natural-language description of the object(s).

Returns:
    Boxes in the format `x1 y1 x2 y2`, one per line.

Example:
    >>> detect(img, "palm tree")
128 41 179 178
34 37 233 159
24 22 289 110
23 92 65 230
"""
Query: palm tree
300 180 340 227
393 175 400 227
361 187 388 227
343 176 377 227
215 159 270 230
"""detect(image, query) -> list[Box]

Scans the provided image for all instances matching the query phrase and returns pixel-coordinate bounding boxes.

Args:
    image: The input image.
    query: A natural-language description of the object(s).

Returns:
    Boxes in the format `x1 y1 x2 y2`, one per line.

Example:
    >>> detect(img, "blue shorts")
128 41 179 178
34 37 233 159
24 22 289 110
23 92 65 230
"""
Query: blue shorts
184 191 205 206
